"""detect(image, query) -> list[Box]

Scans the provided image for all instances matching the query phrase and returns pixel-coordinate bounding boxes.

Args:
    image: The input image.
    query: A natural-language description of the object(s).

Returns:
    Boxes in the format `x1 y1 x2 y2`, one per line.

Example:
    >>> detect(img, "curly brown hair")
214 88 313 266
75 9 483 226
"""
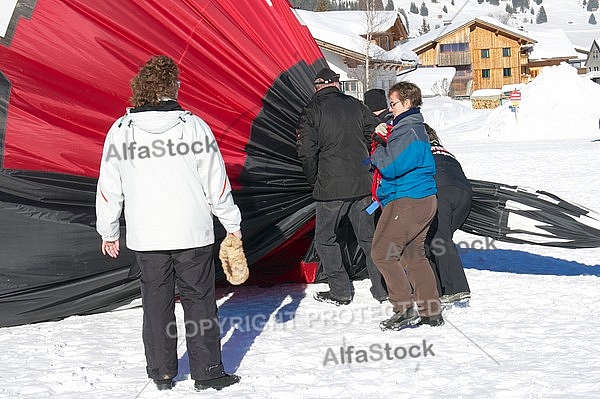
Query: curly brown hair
388 81 422 108
130 55 179 107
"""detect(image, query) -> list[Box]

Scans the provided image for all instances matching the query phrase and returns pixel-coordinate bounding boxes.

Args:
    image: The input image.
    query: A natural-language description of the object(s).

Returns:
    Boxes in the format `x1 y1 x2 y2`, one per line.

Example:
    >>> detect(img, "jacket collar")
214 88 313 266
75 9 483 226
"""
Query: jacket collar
392 107 420 126
312 85 340 99
130 100 184 113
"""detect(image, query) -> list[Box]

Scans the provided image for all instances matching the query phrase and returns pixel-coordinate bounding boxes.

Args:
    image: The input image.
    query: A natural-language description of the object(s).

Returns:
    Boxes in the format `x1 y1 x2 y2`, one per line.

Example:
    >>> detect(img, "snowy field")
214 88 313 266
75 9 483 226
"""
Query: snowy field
1 65 600 398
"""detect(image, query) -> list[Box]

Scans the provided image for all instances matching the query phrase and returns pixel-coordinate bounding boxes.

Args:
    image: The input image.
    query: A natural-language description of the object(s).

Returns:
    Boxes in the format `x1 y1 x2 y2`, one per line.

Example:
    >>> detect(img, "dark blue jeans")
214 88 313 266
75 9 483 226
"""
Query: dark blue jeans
315 195 387 301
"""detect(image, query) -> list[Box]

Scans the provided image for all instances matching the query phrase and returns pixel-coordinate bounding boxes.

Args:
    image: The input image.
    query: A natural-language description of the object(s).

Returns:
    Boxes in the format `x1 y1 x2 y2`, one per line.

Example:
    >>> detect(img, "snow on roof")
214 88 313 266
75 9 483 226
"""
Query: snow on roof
471 88 503 98
388 16 537 60
294 9 399 61
302 10 400 36
386 24 445 60
526 29 578 61
474 16 537 42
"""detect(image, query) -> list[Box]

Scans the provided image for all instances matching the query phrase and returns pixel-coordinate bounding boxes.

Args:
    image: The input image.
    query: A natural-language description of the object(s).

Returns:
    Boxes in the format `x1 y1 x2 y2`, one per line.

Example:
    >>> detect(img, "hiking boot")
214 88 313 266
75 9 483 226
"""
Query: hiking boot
153 378 173 390
313 291 351 306
419 313 445 327
194 374 240 391
379 306 421 331
440 291 470 304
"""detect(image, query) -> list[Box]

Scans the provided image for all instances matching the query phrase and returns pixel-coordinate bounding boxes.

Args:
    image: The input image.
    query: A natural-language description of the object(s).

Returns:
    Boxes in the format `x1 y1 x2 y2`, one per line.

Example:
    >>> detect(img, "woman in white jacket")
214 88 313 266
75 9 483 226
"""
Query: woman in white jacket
96 55 241 392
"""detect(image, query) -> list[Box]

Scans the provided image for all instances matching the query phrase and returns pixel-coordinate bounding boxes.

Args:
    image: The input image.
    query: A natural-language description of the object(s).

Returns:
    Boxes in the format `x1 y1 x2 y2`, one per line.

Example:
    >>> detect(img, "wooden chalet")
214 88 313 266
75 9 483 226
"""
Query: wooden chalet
406 17 537 97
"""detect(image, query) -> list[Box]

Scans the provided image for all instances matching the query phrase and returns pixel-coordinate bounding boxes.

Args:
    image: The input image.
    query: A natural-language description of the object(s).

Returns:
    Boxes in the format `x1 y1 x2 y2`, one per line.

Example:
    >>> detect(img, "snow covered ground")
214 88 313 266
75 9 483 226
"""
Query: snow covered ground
1 66 600 398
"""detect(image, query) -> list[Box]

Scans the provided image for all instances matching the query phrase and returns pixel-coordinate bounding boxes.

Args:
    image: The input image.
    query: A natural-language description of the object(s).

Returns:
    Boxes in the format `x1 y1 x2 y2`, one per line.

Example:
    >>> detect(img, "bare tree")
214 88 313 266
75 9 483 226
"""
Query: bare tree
431 78 450 96
360 0 389 89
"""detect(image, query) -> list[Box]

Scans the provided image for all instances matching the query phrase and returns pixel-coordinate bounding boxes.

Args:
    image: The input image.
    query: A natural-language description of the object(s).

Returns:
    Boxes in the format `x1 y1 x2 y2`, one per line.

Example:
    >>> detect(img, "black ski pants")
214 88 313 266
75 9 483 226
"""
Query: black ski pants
314 195 388 301
136 246 225 382
427 186 472 295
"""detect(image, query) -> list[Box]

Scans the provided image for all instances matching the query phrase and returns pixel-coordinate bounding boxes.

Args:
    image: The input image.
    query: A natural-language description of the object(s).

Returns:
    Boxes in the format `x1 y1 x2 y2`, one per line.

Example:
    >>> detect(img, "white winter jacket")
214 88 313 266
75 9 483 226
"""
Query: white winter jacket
95 107 241 251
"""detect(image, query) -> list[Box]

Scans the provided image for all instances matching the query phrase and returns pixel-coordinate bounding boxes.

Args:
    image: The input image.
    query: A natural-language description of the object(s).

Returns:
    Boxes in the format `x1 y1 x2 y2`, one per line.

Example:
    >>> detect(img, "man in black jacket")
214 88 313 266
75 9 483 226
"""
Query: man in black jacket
296 68 387 305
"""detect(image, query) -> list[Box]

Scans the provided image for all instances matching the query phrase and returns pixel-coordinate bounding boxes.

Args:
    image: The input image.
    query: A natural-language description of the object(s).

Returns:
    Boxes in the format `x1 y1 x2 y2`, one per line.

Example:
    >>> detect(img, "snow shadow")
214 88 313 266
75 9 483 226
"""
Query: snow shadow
175 283 306 377
218 284 306 372
461 248 600 276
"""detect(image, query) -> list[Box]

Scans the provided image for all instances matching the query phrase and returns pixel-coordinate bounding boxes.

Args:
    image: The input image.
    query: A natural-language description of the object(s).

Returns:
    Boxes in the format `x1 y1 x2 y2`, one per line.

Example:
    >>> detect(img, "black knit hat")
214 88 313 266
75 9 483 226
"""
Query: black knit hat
313 67 340 85
363 89 388 112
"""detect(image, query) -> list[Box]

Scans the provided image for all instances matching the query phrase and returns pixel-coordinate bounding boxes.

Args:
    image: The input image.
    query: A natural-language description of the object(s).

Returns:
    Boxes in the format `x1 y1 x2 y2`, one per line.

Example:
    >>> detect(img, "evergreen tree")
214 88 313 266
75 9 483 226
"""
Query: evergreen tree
452 0 455 5
536 5 547 23
590 13 597 24
490 0 500 5
506 4 514 14
385 0 395 11
478 0 484 4
410 1 419 13
373 0 385 10
535 0 542 5
512 0 529 11
443 5 448 13
420 1 429 16
588 0 599 11
418 17 430 35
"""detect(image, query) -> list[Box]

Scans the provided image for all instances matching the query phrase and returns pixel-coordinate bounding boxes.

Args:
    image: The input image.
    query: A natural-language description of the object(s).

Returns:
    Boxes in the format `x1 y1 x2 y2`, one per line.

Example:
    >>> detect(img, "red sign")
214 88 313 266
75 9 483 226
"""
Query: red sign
509 90 521 100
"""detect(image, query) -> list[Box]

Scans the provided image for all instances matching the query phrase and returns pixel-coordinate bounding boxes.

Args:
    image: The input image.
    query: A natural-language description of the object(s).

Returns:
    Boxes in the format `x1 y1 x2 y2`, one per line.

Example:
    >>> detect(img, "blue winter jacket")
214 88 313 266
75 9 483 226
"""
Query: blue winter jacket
371 108 437 207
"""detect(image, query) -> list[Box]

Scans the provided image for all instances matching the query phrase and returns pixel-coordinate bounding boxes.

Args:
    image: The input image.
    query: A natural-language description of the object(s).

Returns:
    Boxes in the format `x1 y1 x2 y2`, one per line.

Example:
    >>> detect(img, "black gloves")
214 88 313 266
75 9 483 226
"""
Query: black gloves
372 132 387 147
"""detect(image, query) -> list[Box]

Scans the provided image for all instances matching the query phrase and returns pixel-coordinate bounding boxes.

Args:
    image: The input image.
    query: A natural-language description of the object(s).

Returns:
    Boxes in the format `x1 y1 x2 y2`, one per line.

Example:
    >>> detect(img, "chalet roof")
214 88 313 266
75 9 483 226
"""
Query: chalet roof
526 29 579 61
301 10 402 36
388 16 537 58
294 9 409 63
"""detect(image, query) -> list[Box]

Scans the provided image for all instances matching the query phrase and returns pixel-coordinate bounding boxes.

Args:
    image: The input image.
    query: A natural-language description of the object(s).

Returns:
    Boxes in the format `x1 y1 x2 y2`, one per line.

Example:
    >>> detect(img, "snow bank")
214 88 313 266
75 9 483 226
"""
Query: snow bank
483 63 600 140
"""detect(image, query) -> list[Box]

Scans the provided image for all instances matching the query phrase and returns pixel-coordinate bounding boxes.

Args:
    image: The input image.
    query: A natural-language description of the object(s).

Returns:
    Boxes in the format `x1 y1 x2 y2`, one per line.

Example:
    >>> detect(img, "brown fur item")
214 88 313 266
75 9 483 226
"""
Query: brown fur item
219 234 249 285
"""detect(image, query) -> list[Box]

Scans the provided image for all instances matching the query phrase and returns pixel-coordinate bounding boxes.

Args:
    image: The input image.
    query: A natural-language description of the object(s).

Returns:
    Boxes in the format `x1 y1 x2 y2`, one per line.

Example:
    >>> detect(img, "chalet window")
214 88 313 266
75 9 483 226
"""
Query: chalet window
503 68 512 77
440 43 468 52
482 69 491 78
502 47 511 57
481 49 490 58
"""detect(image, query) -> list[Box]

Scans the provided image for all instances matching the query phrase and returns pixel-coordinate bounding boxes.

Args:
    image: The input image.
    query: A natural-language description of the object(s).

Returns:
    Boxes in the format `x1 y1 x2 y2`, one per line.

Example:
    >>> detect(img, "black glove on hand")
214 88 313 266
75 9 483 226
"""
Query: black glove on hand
371 132 387 147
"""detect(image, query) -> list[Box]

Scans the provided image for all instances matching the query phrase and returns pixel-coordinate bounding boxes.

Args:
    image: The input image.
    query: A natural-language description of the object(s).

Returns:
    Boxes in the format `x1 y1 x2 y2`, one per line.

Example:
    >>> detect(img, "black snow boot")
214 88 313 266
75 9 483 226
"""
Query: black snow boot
194 374 241 391
379 306 421 331
313 291 351 306
419 313 445 327
153 378 173 390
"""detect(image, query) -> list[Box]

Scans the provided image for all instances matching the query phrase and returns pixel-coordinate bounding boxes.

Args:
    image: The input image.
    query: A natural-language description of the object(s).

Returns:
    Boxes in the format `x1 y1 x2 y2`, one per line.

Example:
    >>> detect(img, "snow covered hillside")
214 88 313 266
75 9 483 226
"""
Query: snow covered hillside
392 0 600 49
